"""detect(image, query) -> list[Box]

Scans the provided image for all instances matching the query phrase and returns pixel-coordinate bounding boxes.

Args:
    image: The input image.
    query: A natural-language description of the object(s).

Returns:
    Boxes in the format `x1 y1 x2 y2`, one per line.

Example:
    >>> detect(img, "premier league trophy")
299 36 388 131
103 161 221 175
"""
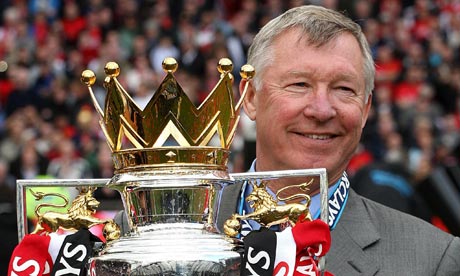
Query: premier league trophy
79 57 252 275
15 57 329 275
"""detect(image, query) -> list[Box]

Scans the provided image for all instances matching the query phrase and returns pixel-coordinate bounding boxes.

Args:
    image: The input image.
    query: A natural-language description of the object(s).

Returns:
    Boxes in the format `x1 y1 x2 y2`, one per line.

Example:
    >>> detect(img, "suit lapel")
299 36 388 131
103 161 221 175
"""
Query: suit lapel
217 181 244 231
327 189 380 275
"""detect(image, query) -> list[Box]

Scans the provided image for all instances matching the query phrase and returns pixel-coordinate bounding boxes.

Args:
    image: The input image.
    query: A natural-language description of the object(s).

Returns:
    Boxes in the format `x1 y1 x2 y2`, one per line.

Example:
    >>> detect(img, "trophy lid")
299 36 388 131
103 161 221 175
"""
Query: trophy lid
81 58 254 175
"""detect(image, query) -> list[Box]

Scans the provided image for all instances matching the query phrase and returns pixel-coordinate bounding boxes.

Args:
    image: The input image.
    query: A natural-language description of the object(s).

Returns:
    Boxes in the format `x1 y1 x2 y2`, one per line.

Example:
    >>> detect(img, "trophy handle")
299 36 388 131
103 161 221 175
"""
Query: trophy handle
231 168 329 224
230 168 329 273
16 178 111 241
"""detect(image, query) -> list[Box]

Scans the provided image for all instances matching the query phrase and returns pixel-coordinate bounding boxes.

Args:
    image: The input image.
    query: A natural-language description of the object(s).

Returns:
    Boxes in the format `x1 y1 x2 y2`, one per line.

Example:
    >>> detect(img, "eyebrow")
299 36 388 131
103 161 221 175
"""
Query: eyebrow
287 70 359 82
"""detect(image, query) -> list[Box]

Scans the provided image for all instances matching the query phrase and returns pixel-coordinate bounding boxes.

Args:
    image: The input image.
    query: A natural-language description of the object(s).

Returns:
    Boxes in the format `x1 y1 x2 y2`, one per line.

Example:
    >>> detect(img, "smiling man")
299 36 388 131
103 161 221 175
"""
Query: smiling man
232 5 460 275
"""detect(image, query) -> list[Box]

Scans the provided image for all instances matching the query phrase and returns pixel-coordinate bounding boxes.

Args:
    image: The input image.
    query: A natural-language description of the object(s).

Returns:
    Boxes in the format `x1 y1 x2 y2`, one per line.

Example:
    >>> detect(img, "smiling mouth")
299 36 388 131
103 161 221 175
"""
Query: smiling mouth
300 134 335 140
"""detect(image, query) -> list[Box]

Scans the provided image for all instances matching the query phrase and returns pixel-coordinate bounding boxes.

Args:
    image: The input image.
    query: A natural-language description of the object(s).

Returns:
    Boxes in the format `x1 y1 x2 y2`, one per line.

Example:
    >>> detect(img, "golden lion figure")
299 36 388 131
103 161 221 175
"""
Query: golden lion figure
224 180 312 237
30 188 119 241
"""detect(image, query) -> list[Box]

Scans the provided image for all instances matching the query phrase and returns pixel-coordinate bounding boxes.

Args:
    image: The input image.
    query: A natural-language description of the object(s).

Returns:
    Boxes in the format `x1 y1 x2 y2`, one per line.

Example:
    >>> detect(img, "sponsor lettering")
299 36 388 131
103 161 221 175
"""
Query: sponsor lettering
273 261 289 276
53 243 87 276
328 175 349 227
11 257 40 276
245 247 270 275
295 256 316 276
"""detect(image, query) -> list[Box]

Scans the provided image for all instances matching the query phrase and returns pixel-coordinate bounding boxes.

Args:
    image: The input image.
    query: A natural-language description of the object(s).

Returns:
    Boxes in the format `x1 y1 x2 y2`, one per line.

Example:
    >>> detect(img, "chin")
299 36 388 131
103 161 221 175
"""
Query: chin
295 155 328 168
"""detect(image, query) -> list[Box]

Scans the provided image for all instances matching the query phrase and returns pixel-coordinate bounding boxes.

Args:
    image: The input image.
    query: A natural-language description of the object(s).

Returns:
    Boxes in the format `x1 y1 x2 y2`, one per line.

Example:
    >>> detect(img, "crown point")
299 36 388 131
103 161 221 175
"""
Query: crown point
104 62 120 77
162 57 178 73
240 64 255 80
218 58 233 74
81 70 96 86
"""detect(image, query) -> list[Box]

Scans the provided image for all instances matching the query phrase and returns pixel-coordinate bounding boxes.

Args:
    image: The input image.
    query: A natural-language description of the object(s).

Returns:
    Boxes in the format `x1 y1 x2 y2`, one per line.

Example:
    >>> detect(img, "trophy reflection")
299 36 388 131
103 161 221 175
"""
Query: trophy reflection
80 57 254 275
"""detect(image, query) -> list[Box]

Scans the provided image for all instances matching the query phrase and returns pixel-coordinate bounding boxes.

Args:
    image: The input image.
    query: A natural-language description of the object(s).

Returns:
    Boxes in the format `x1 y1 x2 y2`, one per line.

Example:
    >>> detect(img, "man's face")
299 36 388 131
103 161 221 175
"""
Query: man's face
243 29 372 184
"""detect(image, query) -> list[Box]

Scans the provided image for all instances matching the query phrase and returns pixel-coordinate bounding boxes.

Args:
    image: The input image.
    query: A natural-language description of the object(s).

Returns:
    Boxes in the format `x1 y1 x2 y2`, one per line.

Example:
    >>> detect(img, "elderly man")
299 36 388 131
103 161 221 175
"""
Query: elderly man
228 5 460 275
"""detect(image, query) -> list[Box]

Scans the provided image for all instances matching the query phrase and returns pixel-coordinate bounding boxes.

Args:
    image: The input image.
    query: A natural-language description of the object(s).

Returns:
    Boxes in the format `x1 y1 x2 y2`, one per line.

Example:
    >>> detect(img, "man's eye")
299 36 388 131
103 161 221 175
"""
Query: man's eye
284 82 311 95
285 82 311 93
293 82 307 87
336 86 355 93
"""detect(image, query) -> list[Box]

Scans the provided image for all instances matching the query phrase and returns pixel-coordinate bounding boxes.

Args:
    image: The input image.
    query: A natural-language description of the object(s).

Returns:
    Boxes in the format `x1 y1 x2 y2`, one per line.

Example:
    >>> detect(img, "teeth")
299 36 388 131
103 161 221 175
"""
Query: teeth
305 134 331 140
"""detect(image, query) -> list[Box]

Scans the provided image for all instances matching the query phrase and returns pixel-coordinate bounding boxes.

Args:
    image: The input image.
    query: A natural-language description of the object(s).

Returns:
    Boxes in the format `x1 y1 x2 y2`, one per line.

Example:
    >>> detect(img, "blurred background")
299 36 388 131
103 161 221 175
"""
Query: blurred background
1 0 460 272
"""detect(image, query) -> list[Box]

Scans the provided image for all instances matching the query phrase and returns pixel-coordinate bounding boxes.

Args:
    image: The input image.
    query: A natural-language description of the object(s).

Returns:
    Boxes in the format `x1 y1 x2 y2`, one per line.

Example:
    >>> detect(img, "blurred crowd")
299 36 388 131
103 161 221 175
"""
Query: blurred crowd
1 0 460 269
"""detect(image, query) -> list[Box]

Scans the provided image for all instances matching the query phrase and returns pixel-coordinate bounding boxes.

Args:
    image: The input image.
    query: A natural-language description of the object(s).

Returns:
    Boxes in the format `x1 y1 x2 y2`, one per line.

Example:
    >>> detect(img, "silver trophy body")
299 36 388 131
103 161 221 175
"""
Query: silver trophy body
88 170 242 275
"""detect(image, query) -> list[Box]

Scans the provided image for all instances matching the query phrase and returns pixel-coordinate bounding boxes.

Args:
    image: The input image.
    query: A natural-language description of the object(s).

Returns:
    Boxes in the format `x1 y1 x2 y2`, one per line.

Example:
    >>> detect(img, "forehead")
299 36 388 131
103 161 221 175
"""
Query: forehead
270 29 364 74
271 27 361 55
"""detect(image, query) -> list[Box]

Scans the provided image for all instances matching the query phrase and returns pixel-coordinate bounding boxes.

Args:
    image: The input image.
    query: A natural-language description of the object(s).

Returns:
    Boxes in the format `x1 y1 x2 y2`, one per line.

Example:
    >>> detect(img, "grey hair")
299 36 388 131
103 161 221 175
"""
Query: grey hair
248 5 375 100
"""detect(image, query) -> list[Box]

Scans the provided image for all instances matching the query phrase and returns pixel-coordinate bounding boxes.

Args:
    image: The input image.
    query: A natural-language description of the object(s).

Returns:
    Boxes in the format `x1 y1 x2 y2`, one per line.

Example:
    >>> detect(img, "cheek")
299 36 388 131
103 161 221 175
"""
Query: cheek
340 102 368 130
340 110 367 155
256 109 281 136
346 114 365 132
257 98 297 131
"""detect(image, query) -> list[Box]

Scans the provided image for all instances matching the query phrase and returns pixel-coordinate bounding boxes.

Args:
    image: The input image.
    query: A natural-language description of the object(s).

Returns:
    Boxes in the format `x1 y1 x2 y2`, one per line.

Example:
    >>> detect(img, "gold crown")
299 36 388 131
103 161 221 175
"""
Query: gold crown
81 57 254 173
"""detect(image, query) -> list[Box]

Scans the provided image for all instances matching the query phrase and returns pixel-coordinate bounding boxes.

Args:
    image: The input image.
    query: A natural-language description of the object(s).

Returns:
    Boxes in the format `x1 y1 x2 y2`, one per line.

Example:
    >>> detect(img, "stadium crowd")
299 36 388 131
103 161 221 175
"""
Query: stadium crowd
1 0 460 272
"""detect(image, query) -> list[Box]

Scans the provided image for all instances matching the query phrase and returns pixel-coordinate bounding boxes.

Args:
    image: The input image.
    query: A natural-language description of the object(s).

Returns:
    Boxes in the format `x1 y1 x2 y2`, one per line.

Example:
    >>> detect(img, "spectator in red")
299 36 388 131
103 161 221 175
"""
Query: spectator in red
59 1 86 48
375 44 402 87
393 64 426 110
31 11 50 46
410 0 437 42
77 10 102 66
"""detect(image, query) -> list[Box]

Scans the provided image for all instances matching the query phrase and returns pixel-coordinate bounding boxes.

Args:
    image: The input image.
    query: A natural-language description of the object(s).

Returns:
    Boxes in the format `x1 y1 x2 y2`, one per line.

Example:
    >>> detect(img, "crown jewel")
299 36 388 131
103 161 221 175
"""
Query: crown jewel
81 58 254 173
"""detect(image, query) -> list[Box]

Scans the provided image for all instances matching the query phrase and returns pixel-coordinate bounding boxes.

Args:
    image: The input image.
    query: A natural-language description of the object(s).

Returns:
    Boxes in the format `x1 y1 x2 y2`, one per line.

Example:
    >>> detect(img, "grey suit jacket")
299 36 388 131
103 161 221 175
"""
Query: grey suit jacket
218 184 460 275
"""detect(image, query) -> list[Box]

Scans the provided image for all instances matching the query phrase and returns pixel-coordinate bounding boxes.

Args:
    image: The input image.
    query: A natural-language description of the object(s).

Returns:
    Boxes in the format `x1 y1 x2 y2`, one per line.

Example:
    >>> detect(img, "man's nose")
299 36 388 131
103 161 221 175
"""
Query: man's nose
302 89 337 122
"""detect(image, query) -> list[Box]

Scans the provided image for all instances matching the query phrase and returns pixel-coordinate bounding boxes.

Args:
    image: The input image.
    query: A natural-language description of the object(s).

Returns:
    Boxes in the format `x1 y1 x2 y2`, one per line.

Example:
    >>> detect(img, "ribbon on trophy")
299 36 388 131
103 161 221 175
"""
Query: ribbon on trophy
9 188 119 276
50 229 102 276
8 234 54 276
241 219 333 276
8 229 101 276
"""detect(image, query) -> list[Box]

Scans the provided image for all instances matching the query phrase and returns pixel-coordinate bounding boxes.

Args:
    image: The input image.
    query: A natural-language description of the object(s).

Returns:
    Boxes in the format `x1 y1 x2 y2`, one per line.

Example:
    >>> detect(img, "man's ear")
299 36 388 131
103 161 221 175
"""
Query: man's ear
239 79 257 120
361 93 373 128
